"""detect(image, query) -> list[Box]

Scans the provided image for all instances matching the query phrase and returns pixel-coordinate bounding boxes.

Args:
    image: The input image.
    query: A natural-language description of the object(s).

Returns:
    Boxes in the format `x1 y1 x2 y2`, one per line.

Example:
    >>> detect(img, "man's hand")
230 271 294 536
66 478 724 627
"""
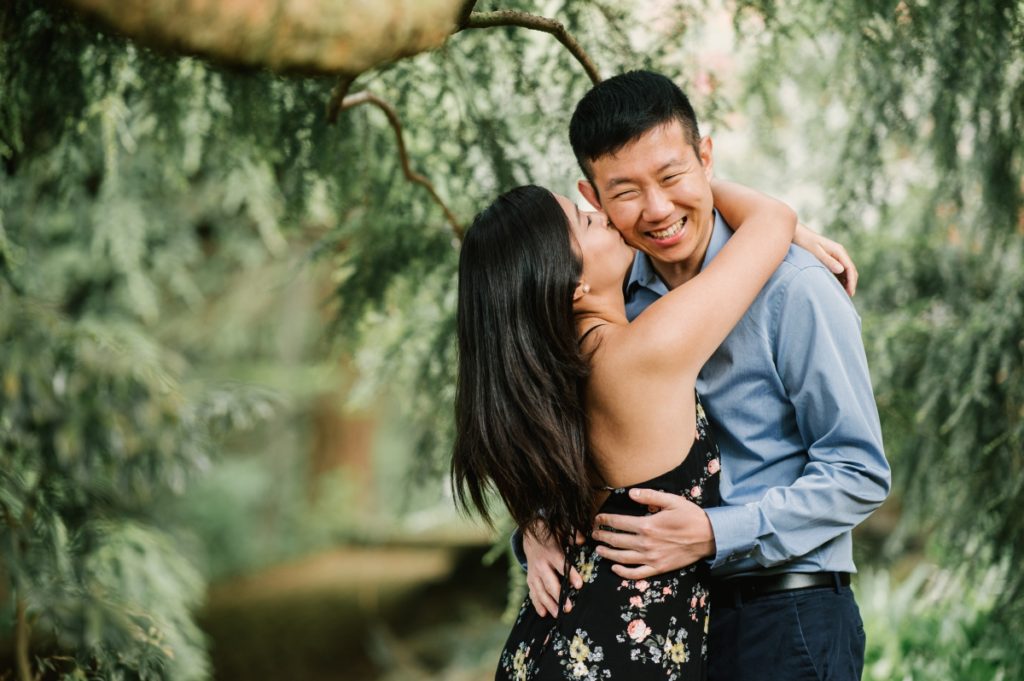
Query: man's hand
592 488 716 580
523 523 584 617
794 222 858 297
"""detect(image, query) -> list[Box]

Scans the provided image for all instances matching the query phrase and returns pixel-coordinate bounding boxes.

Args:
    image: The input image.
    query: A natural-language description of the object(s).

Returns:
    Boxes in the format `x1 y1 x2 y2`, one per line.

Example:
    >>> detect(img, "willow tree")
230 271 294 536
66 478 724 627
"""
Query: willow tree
734 0 1023 675
0 0 702 677
4 0 1020 677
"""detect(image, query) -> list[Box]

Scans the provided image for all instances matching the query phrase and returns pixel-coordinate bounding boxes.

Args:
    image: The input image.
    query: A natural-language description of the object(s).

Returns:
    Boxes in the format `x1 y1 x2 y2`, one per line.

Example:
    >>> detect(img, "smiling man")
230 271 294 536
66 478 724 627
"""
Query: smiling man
520 70 891 681
577 101 713 290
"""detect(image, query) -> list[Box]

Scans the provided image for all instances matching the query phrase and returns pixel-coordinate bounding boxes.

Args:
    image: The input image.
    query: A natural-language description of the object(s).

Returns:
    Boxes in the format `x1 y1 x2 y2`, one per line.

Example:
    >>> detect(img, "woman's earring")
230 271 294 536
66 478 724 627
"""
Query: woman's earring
582 283 591 294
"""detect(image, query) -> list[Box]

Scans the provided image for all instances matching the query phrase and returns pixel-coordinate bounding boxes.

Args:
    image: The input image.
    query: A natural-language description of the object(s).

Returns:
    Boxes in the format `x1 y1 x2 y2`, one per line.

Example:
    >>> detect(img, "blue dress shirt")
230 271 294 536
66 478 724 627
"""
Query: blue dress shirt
625 211 891 577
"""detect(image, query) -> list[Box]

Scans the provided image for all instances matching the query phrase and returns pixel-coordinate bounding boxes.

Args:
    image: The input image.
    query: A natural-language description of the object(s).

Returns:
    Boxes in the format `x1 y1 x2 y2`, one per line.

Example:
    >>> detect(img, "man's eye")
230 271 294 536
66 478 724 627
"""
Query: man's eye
664 174 681 182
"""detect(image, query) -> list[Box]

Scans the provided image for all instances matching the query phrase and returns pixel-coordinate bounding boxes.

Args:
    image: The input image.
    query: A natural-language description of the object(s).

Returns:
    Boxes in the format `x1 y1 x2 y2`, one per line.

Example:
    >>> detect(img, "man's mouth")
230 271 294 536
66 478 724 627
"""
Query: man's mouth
648 216 687 241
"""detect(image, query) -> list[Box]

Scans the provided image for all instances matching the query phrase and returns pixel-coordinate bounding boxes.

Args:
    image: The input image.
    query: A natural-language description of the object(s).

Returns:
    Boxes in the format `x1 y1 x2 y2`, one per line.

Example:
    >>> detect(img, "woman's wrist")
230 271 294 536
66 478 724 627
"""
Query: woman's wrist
794 222 816 248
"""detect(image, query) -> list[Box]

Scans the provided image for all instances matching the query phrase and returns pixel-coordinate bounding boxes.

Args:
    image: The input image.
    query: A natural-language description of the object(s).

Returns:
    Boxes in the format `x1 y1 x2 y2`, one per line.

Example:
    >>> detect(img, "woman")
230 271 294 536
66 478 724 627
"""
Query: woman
452 180 796 679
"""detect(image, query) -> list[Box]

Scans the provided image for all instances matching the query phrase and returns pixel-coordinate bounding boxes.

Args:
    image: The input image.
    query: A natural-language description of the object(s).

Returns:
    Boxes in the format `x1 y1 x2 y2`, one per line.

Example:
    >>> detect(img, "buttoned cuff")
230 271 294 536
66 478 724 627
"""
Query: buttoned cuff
705 504 759 569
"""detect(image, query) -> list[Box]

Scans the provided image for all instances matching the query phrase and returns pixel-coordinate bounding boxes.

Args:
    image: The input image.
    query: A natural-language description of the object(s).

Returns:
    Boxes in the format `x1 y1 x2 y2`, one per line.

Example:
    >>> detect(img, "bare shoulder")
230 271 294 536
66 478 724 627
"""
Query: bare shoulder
602 297 705 380
583 321 684 386
583 324 700 484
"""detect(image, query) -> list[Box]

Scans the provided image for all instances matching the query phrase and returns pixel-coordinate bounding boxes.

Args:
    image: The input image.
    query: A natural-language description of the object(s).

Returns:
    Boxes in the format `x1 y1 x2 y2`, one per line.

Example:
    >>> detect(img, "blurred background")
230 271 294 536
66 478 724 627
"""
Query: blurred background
1 0 1021 679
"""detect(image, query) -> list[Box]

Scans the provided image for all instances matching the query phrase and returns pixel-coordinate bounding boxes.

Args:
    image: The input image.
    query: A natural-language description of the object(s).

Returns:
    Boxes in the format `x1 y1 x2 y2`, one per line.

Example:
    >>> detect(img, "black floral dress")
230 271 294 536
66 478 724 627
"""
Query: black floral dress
497 394 721 681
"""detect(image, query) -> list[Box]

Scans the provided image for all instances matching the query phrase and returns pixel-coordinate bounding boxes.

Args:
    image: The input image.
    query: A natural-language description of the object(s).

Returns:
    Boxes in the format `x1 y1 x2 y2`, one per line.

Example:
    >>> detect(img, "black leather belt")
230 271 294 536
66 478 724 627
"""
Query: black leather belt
712 572 850 605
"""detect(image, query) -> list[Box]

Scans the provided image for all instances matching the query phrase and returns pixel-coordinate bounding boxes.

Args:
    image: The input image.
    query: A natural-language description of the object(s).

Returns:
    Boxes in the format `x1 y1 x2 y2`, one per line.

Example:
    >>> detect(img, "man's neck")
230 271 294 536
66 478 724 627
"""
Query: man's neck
650 215 715 290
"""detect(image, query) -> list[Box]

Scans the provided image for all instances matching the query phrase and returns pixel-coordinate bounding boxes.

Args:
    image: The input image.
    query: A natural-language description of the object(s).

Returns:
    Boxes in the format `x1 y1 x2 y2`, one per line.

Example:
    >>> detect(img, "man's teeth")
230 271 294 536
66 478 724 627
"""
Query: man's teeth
649 217 686 240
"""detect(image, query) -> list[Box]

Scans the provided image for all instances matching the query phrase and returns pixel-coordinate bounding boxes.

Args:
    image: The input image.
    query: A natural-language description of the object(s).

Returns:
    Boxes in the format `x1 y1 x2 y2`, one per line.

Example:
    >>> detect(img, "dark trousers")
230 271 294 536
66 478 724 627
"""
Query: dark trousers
708 584 866 681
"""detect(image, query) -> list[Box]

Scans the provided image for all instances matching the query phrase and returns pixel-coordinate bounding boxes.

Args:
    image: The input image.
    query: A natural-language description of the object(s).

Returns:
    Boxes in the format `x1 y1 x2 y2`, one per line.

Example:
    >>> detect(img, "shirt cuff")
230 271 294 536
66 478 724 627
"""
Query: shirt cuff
510 527 528 571
704 504 759 569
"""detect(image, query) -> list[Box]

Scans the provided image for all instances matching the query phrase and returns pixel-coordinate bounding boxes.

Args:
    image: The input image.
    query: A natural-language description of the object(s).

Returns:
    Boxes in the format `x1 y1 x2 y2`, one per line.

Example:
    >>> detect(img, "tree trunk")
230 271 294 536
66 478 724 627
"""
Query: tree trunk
15 595 31 681
57 0 467 75
309 391 377 507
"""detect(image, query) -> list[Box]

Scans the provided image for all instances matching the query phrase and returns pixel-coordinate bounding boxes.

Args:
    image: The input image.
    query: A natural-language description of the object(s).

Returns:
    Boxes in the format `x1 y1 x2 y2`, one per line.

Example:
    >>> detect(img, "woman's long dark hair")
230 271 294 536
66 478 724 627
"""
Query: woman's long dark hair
452 185 595 547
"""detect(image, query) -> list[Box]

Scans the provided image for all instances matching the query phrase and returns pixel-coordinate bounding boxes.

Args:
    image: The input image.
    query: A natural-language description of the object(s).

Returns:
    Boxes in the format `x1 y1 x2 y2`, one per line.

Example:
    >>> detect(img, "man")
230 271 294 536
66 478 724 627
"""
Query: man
519 70 891 680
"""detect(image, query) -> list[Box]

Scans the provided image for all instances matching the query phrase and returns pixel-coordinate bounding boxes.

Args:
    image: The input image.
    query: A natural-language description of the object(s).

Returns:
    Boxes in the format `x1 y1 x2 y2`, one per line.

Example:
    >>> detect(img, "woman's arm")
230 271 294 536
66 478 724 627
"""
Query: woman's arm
725 194 857 296
626 180 796 376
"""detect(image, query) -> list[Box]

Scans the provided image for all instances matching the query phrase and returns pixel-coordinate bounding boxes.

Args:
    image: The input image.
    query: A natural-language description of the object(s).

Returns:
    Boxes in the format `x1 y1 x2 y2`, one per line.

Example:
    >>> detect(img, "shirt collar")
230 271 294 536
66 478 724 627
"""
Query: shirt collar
625 210 732 295
701 209 732 269
625 244 662 295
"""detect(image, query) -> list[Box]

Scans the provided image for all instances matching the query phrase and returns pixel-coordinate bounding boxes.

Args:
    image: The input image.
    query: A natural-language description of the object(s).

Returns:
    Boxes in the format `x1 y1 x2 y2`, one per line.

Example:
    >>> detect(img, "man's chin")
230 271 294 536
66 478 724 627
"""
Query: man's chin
639 243 689 267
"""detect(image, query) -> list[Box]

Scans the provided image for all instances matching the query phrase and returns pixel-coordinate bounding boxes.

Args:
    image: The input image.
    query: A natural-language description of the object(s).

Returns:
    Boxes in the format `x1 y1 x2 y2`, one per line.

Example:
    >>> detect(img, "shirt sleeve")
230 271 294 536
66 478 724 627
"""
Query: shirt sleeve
705 266 891 569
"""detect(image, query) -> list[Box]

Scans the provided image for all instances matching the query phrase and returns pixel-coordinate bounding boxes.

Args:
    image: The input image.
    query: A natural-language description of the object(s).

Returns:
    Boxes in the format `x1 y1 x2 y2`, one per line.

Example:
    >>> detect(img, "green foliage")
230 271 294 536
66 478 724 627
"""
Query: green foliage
4 0 1021 675
1 1 714 674
859 563 1011 681
861 231 1024 556
853 229 1024 676
738 0 1023 234
734 0 1024 672
42 521 209 681
1 2 298 676
0 297 213 678
168 447 380 580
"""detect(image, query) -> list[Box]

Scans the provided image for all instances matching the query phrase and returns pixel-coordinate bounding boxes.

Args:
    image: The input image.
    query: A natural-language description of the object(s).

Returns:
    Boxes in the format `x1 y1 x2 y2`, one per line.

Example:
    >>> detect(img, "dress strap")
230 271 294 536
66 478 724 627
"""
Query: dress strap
577 323 608 346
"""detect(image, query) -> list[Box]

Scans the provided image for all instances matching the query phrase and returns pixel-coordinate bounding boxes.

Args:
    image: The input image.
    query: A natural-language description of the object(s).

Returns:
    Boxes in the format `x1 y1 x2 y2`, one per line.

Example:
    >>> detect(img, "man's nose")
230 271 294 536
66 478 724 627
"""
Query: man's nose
642 188 674 223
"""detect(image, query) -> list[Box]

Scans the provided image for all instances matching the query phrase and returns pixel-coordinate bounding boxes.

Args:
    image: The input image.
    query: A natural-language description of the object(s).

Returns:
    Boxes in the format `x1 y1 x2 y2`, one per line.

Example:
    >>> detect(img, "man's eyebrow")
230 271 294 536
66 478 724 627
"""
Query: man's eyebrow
603 159 684 191
604 177 634 190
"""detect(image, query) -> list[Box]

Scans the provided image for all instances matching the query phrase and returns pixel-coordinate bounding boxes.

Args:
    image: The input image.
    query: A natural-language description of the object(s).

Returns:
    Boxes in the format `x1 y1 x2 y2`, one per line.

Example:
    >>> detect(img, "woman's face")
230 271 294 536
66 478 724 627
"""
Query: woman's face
554 194 635 294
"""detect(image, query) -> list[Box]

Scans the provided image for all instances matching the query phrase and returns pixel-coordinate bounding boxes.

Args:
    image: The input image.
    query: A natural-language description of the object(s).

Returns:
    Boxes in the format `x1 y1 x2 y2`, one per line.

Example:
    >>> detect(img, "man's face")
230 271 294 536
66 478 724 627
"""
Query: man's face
578 121 714 272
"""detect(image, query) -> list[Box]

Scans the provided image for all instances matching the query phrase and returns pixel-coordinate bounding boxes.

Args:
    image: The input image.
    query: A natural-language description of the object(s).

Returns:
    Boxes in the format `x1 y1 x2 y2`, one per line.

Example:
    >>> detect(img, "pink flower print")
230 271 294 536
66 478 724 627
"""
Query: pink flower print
629 596 643 608
690 485 702 499
708 458 720 475
627 619 652 642
662 586 673 595
635 580 650 593
690 596 698 608
620 580 629 588
700 595 706 607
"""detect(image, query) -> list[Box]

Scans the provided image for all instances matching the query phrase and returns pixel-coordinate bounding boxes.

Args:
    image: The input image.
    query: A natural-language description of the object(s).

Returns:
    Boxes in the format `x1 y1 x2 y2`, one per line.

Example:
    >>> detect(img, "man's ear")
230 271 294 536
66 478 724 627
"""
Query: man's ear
578 180 602 211
699 136 714 180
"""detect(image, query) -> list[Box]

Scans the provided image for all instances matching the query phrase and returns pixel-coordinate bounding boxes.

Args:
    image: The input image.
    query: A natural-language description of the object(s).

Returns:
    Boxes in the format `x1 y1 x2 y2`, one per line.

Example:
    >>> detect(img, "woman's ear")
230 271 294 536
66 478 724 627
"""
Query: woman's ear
573 281 591 301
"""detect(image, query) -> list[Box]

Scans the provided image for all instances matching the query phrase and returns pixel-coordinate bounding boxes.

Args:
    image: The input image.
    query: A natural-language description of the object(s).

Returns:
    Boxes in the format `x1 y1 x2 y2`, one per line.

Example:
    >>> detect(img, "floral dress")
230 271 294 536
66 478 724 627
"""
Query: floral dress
496 394 721 681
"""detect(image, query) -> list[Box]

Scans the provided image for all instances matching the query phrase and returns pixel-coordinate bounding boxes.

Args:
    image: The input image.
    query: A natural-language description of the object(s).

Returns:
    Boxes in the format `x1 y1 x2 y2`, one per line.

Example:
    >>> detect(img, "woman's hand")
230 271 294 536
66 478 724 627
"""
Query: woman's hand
794 223 858 297
523 521 583 617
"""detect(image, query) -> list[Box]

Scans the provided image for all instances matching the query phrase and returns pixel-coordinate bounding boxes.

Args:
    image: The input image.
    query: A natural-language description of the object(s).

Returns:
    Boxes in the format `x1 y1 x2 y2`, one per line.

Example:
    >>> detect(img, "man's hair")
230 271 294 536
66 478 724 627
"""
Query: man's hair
569 70 702 184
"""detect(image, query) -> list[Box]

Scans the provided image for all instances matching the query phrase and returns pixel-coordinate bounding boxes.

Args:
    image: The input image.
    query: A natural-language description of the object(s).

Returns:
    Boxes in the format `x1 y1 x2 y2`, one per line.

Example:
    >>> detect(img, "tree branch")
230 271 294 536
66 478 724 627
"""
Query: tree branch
456 0 479 29
336 92 463 238
459 10 602 84
325 74 358 125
